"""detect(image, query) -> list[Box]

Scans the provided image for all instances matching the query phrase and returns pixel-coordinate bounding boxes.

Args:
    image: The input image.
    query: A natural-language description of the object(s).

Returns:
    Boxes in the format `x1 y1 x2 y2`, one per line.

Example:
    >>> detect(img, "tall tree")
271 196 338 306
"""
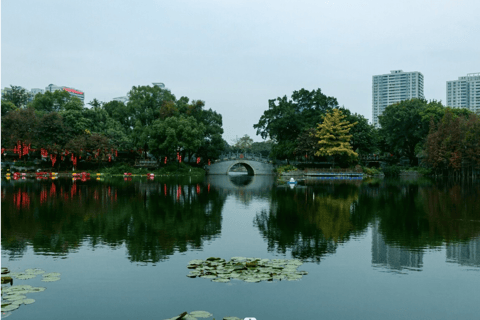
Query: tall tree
254 88 338 159
148 115 206 161
1 108 38 148
232 134 254 151
2 85 29 108
379 99 473 165
314 109 357 167
28 90 73 113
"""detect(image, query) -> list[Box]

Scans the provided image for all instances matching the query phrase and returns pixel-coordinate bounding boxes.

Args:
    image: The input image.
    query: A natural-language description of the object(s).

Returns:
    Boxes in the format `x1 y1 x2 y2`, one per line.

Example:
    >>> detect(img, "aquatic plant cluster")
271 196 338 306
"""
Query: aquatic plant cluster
186 257 308 283
163 309 242 320
1 267 61 316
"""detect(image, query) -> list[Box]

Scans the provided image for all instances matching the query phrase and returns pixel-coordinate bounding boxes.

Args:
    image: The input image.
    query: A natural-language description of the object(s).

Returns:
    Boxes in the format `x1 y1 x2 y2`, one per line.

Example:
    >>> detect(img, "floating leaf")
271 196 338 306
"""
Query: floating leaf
41 277 61 282
25 269 45 275
29 287 46 292
42 273 61 277
1 268 9 274
16 274 36 280
21 299 35 305
223 317 242 320
4 295 27 301
212 278 230 283
1 304 20 312
188 310 213 318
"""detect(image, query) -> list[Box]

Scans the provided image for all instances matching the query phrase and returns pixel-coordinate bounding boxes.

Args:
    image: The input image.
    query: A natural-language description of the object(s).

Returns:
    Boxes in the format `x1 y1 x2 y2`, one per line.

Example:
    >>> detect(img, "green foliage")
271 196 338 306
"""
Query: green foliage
148 115 206 159
314 109 358 164
231 134 254 151
275 164 298 174
254 88 338 159
362 167 381 175
2 85 29 108
1 107 38 148
28 90 74 113
382 165 401 177
1 100 18 117
340 108 378 154
379 99 473 165
425 109 480 171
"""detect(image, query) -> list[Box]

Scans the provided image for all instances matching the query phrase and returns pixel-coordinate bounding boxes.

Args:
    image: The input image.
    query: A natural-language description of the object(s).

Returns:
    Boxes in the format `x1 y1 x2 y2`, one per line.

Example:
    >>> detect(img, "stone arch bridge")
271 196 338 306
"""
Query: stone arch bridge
206 152 275 175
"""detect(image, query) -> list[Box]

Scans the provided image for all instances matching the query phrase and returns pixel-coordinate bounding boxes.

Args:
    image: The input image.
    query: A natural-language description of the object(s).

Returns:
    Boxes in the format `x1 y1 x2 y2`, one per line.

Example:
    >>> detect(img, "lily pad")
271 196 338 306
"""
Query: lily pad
16 274 37 280
1 304 20 312
212 278 230 283
41 277 61 282
25 268 45 275
4 295 27 301
21 298 35 305
188 310 213 318
223 317 242 320
42 272 61 277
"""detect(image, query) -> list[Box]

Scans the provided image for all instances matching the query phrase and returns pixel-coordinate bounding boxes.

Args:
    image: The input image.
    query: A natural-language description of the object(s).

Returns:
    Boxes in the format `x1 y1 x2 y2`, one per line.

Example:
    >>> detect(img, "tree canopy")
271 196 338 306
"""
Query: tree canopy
314 109 358 166
254 88 338 159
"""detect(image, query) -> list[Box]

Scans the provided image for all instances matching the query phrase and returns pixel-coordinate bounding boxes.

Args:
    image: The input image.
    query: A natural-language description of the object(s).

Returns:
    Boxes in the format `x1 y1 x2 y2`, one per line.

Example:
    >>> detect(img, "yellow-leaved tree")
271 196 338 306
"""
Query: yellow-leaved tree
314 109 358 168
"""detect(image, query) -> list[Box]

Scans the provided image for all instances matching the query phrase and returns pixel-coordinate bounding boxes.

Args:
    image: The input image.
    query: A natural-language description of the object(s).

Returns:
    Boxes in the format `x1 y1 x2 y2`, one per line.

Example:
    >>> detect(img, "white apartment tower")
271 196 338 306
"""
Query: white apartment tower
446 73 480 114
372 70 424 127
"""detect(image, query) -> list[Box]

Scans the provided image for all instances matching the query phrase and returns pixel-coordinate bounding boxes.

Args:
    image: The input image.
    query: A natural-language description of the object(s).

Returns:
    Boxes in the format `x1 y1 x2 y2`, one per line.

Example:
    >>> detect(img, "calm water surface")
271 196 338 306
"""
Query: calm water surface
2 174 480 320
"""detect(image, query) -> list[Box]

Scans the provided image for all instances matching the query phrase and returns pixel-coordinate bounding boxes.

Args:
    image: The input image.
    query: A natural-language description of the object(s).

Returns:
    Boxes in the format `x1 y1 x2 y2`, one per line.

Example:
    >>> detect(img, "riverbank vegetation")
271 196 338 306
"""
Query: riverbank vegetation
2 85 479 177
1 85 225 173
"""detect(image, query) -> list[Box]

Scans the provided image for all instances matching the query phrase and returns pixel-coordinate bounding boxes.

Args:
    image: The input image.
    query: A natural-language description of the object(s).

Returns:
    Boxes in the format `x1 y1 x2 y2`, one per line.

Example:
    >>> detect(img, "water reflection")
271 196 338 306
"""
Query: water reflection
372 220 423 272
254 182 365 263
446 236 480 268
207 174 274 204
1 177 226 263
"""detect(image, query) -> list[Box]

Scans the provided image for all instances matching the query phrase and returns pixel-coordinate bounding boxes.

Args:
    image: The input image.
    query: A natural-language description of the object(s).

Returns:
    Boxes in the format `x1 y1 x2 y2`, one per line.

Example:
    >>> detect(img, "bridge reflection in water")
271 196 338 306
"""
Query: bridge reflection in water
206 173 275 203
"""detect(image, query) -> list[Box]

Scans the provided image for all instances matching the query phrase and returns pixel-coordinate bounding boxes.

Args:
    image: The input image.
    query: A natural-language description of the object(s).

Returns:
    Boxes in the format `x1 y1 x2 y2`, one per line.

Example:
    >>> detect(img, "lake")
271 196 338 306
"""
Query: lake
2 174 480 320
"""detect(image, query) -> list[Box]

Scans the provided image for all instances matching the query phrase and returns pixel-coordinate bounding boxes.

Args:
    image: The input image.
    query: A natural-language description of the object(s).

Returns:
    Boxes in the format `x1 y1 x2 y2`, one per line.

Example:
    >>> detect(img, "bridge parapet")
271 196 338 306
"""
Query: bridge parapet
217 152 270 163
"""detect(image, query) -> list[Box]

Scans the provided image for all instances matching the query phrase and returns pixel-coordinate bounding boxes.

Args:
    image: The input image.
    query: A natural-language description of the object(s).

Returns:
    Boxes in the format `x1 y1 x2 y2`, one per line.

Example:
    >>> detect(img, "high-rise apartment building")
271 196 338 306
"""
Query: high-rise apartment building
446 73 480 114
372 70 424 127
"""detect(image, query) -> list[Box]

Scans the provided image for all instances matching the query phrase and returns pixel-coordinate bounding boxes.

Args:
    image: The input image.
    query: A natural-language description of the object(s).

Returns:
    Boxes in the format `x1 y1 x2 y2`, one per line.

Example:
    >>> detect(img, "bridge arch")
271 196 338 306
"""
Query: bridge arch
207 155 275 175
227 162 255 176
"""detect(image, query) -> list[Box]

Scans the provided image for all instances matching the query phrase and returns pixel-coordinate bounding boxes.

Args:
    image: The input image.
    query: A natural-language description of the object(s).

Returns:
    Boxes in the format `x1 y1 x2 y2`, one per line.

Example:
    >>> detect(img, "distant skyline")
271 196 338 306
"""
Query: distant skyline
2 0 479 142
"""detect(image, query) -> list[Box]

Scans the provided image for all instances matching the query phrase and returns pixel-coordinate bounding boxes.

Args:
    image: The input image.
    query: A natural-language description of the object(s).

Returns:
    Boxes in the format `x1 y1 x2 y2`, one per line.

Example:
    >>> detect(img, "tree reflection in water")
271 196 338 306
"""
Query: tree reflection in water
1 177 226 263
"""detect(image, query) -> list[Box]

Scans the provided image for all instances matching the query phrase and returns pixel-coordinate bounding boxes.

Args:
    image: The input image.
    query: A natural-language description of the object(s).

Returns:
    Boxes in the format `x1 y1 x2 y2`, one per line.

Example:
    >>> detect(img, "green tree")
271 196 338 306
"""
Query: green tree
254 88 338 159
379 99 472 165
1 107 38 148
2 85 29 108
232 134 254 151
60 98 93 137
34 112 69 149
148 115 206 161
314 109 357 167
340 108 378 154
28 90 73 113
1 100 18 117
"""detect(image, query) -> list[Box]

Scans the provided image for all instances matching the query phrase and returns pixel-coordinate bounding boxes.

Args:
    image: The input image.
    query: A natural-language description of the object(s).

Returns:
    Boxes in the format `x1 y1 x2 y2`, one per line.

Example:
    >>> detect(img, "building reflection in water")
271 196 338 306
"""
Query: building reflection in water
372 220 424 272
446 236 480 267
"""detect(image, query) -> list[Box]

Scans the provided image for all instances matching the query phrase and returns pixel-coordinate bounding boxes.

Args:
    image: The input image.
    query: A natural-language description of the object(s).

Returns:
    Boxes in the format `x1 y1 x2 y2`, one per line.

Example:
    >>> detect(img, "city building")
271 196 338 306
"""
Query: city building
446 73 480 114
372 70 424 127
45 84 85 103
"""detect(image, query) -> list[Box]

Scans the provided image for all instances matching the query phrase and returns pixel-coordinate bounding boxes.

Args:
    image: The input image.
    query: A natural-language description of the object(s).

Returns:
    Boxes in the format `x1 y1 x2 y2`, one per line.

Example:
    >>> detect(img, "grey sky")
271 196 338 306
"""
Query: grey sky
2 0 479 143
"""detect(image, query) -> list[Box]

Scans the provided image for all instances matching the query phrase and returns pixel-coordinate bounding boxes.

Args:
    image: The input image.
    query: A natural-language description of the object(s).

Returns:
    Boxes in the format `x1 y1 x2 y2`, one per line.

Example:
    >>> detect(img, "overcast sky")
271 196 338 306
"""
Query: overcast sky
2 0 479 143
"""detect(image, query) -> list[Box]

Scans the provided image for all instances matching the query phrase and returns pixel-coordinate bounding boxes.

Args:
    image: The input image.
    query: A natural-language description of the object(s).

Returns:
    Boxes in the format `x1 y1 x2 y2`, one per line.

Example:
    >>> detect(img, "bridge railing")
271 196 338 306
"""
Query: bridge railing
217 152 270 163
